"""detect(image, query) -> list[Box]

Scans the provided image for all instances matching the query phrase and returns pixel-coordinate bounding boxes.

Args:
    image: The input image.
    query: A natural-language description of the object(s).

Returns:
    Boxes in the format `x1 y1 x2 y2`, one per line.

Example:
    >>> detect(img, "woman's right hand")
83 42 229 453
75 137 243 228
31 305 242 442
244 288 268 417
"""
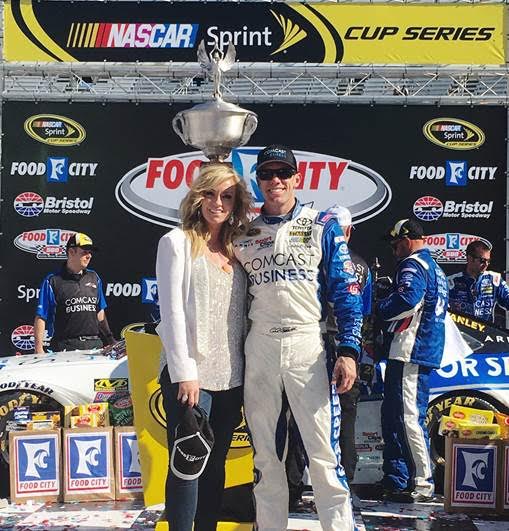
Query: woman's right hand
177 380 200 408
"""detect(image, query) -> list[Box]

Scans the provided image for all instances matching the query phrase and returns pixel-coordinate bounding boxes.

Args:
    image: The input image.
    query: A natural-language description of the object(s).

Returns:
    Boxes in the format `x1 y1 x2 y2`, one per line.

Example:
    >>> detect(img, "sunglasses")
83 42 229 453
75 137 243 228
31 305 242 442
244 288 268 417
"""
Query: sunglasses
256 168 295 181
390 238 404 249
471 255 490 265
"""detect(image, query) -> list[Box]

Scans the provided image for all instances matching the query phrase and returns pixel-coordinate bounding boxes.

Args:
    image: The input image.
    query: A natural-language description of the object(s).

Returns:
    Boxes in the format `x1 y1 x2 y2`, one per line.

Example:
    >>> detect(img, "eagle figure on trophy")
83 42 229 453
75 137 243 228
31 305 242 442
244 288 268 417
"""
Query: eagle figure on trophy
197 40 236 100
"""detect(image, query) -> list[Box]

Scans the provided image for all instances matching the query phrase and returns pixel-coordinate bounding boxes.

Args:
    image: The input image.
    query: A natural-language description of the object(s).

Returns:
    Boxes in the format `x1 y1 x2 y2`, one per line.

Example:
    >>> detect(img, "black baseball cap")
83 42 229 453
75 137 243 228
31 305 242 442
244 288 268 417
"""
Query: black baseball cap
66 232 98 251
385 219 424 241
170 406 214 480
256 144 297 171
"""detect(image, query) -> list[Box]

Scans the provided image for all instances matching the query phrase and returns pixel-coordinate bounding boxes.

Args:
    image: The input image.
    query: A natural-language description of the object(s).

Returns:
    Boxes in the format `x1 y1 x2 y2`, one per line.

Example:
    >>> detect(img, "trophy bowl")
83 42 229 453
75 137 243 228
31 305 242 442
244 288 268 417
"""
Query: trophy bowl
172 99 258 162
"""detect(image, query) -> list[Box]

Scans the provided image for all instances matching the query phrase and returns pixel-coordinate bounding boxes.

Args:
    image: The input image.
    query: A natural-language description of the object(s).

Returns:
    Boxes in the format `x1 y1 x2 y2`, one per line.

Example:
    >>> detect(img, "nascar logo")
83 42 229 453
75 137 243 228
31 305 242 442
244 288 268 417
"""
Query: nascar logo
67 23 198 48
116 147 391 227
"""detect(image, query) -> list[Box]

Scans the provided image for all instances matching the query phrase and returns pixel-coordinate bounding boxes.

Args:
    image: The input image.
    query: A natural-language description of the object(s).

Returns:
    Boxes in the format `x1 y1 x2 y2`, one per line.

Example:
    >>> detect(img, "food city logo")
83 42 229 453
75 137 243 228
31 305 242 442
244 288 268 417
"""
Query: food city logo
10 159 98 183
423 118 485 150
24 115 86 146
115 147 391 227
66 433 110 492
14 192 94 217
452 446 496 506
148 388 250 449
423 233 491 264
14 229 76 259
11 325 35 351
15 434 59 495
105 279 157 304
409 162 497 186
118 433 142 490
413 196 493 221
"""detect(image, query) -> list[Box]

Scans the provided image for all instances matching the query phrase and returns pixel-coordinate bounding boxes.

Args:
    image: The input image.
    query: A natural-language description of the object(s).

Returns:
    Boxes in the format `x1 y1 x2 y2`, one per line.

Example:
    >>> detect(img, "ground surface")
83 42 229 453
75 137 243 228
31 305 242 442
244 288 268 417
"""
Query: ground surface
0 490 508 530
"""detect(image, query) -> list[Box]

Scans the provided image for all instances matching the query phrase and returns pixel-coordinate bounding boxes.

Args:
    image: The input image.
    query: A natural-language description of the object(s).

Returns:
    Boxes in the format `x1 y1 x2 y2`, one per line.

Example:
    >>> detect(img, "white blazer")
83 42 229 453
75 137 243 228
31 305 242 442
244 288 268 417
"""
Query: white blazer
156 228 211 383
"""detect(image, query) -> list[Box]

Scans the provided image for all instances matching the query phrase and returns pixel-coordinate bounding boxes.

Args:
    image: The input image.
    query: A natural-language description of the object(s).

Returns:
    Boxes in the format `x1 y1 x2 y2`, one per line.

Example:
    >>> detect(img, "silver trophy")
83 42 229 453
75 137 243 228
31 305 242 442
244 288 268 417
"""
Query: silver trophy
172 41 258 162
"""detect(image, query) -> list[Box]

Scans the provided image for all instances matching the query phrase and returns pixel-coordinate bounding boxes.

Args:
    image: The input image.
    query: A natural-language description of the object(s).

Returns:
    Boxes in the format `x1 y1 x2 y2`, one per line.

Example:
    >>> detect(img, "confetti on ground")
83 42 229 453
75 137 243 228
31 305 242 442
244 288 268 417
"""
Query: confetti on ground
18 509 142 528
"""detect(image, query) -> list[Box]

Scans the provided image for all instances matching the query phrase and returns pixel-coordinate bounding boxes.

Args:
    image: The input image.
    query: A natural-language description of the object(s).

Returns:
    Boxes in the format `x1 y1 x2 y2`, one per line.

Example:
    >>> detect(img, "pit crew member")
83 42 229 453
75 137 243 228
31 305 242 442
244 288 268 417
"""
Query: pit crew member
34 232 115 353
378 218 448 503
448 240 509 323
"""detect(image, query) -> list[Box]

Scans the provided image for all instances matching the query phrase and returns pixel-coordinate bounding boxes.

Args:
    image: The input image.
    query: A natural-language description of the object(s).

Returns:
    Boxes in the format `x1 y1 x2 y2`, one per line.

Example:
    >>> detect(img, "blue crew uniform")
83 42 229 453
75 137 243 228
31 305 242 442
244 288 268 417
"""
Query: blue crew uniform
36 266 107 351
448 270 509 322
378 248 448 498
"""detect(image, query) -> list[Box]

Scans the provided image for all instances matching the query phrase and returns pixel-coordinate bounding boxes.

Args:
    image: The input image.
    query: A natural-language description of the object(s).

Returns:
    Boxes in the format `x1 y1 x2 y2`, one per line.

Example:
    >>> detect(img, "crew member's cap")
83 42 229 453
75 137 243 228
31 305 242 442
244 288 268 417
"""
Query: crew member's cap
170 406 215 481
66 232 98 251
257 144 297 171
327 205 352 227
385 218 424 241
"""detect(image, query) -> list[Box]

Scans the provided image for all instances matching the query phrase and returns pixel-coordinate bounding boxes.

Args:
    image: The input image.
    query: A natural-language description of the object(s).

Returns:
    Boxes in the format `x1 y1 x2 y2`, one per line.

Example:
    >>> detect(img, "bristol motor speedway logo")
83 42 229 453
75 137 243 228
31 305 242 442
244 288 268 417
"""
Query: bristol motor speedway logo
66 431 111 492
424 233 491 264
14 192 94 216
115 148 391 227
14 433 60 496
14 229 76 259
11 324 35 351
413 196 493 221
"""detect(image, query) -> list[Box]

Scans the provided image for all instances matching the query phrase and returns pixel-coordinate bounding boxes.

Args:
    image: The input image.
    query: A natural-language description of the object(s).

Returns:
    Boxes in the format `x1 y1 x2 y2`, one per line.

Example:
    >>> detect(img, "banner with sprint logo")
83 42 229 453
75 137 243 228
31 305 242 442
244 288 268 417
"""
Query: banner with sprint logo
0 101 506 354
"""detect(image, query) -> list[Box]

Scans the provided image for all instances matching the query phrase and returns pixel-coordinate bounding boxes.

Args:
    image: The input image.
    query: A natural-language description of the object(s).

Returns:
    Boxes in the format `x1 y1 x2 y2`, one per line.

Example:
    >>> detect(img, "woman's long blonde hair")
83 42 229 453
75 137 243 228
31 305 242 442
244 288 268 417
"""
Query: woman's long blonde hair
180 163 253 259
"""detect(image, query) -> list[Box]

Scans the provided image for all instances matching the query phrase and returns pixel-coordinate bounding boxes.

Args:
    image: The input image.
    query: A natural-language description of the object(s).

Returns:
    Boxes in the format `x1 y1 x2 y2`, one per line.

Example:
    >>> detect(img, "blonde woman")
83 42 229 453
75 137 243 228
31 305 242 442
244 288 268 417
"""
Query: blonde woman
156 163 252 531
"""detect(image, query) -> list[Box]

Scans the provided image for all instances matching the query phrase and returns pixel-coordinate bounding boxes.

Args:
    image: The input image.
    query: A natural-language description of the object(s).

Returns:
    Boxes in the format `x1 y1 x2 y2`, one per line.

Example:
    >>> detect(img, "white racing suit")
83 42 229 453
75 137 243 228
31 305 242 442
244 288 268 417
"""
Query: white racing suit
234 203 363 531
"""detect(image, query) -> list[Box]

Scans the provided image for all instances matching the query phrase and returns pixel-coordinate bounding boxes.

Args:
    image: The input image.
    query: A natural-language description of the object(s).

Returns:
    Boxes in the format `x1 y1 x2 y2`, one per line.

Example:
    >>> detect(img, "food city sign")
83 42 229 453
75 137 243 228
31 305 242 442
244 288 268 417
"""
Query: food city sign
14 228 76 259
115 147 391 227
424 233 491 264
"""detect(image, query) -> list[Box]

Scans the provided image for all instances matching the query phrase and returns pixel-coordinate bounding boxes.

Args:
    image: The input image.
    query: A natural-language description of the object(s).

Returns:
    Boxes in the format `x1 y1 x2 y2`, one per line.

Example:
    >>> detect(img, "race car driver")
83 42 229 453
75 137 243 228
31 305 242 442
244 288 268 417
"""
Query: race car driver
448 239 509 323
378 218 448 503
34 232 115 353
234 144 363 531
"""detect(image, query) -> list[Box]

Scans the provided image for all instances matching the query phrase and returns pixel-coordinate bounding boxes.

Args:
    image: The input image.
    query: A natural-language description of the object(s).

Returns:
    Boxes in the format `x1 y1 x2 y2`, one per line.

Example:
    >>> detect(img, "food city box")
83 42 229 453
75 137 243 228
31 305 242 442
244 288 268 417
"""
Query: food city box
498 438 509 515
62 427 115 502
445 437 499 514
114 427 143 500
9 429 62 503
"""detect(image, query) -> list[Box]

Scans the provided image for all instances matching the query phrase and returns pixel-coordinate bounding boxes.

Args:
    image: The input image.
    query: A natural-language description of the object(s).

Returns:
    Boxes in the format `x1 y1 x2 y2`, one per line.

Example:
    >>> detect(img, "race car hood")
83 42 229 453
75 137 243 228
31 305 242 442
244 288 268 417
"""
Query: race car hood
0 350 128 405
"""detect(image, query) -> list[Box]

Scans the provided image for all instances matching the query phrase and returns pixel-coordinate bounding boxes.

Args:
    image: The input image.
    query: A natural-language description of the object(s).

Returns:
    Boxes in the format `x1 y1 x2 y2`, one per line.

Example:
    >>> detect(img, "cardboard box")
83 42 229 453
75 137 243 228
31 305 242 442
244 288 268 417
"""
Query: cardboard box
62 427 115 502
9 429 61 503
444 437 498 514
498 439 509 515
114 427 143 500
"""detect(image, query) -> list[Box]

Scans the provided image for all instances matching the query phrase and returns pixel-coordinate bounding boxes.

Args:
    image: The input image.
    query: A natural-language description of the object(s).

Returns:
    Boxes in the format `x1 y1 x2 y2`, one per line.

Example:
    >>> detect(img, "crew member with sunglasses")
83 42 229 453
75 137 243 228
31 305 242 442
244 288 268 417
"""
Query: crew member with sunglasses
448 239 509 323
234 145 363 531
34 232 115 353
377 218 448 503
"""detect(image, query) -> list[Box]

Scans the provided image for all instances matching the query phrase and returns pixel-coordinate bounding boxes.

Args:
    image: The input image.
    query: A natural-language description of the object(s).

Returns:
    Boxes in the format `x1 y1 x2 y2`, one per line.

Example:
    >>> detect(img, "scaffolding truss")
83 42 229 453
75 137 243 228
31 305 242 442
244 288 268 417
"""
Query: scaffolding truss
2 63 508 105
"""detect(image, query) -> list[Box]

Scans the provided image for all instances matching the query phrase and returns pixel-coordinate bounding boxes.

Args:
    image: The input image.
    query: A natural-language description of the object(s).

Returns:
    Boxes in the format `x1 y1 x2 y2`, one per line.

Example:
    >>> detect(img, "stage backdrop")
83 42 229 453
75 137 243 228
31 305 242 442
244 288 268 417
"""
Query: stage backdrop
0 103 506 354
4 1 505 64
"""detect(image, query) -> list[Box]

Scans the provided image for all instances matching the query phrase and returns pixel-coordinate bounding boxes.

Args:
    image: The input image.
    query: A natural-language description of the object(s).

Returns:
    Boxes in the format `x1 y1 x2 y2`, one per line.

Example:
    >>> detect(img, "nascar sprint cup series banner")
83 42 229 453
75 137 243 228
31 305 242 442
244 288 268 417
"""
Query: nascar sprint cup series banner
0 103 506 354
3 1 505 64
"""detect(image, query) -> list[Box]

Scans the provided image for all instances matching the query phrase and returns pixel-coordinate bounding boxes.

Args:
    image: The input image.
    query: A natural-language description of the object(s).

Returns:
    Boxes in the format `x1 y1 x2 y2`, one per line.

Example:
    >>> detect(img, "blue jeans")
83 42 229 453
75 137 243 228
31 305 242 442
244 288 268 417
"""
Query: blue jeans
160 366 242 531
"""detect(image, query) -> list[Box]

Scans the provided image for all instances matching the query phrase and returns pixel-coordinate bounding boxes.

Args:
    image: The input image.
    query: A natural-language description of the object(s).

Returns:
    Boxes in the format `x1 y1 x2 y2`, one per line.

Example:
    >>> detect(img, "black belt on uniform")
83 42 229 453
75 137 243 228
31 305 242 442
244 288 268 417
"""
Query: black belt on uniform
58 335 100 342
